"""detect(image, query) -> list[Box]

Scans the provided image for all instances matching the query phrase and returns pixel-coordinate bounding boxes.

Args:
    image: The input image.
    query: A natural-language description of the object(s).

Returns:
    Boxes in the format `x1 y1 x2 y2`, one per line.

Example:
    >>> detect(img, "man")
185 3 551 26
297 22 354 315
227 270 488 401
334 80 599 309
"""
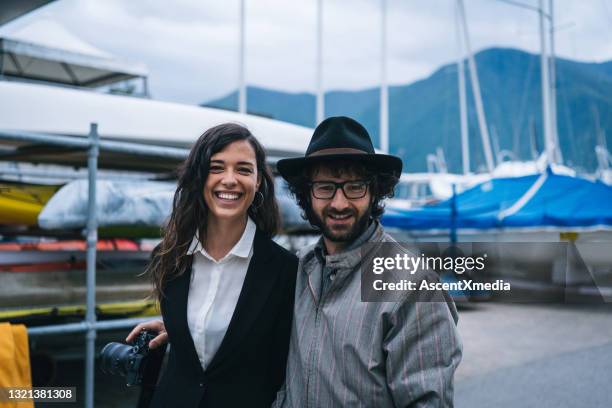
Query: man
274 116 462 407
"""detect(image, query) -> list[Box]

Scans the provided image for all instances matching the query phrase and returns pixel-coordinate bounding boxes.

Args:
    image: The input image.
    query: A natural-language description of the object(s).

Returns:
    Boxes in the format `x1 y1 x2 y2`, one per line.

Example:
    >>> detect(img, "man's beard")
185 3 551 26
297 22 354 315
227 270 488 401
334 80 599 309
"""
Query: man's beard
310 206 372 243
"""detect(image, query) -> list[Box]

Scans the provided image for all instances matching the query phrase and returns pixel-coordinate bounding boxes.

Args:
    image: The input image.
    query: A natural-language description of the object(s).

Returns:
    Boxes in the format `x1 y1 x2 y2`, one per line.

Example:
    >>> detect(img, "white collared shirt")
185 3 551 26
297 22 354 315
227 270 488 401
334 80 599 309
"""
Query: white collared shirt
186 217 256 370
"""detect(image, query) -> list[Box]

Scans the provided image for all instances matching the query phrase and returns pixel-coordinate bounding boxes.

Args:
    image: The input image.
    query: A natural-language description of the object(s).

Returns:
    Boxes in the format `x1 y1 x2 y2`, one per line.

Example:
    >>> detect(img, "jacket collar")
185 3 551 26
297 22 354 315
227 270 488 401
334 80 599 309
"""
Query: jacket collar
309 221 385 272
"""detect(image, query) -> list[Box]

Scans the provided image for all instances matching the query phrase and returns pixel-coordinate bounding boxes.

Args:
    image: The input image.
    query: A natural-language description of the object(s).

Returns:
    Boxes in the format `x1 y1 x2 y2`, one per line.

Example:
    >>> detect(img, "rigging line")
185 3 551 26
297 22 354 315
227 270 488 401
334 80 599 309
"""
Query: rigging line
442 66 455 172
498 170 548 221
555 56 575 159
514 53 536 157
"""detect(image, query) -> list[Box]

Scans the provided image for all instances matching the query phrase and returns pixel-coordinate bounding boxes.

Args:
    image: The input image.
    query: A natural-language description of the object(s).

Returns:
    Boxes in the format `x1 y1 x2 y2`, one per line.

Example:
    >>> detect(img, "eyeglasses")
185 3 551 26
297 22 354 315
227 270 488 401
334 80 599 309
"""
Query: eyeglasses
309 180 371 199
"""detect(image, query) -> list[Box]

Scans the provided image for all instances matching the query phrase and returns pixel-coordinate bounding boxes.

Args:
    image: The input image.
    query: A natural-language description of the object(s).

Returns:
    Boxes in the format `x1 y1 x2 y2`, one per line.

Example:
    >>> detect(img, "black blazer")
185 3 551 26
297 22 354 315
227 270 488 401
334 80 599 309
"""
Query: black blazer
150 230 298 408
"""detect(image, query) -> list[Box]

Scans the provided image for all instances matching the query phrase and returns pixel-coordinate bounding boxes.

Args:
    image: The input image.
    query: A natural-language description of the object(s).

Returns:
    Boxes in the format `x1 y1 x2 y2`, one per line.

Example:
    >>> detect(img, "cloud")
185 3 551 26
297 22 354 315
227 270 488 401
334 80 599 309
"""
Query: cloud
6 0 612 104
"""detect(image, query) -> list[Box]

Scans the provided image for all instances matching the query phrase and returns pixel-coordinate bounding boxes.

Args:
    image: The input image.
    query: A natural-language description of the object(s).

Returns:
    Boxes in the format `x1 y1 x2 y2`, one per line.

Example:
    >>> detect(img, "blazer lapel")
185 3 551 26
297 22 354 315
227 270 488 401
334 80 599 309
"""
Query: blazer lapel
205 230 278 374
163 255 205 376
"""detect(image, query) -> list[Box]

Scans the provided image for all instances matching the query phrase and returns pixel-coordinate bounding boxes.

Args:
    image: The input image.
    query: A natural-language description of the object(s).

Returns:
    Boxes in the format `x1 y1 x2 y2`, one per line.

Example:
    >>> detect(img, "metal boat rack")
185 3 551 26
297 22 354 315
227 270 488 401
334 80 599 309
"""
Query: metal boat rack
0 125 189 408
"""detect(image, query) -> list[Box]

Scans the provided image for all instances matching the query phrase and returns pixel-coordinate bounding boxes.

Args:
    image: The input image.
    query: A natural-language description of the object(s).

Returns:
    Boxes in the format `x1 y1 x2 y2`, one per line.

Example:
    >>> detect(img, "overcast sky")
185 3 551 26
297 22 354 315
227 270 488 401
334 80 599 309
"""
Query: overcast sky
3 0 612 105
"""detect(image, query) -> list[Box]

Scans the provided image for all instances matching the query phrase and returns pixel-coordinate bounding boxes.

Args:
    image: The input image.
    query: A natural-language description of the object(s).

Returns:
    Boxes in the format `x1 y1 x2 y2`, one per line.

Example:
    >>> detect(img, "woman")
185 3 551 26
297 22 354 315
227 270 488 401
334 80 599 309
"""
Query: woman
126 123 297 408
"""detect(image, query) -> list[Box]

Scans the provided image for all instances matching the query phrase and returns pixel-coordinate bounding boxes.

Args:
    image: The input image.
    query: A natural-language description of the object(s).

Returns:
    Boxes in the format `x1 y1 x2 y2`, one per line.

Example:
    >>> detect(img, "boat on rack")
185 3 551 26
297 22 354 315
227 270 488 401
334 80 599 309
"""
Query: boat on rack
0 20 312 327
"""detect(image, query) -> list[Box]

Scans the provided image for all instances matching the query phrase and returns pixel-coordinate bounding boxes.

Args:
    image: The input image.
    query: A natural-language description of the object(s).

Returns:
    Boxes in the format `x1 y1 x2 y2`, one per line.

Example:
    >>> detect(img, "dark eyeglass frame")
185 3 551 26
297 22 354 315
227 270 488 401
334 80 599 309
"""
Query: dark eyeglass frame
308 179 372 199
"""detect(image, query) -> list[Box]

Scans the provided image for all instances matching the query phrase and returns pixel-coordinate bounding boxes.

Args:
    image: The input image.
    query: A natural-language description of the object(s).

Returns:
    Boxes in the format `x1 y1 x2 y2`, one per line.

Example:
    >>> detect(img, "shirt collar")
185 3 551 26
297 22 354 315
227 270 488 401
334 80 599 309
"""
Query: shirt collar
187 217 256 260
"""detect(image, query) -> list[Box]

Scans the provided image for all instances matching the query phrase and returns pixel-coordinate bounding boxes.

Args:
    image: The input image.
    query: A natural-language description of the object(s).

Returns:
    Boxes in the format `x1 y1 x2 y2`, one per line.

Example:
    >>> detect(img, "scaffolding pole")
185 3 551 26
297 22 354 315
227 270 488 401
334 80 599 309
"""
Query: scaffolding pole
84 123 99 408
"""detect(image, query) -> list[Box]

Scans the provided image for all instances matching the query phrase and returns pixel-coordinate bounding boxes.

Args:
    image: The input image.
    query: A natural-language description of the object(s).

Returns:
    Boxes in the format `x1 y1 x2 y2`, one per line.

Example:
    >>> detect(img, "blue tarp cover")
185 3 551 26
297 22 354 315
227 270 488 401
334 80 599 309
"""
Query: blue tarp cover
382 170 612 230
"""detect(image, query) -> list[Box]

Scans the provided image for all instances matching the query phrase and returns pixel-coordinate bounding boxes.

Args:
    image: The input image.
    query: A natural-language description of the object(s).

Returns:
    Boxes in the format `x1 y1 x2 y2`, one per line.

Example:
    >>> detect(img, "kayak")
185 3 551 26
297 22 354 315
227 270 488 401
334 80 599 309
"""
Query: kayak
0 238 155 268
0 299 159 323
0 182 59 225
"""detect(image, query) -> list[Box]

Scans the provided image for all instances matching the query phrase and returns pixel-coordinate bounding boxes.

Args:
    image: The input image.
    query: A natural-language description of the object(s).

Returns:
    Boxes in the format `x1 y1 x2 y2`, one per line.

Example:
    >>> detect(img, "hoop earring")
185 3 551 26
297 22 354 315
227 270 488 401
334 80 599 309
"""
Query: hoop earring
251 191 264 210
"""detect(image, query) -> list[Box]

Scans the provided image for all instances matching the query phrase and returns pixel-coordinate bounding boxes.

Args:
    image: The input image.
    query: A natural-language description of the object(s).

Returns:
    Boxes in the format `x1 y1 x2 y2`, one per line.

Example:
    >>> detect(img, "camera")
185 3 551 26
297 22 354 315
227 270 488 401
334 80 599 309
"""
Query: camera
100 330 157 386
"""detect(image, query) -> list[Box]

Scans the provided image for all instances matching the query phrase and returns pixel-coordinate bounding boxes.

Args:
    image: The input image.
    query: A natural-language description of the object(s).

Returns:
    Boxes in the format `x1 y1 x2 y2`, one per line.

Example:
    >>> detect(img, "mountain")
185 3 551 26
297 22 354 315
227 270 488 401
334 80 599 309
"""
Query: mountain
203 47 612 173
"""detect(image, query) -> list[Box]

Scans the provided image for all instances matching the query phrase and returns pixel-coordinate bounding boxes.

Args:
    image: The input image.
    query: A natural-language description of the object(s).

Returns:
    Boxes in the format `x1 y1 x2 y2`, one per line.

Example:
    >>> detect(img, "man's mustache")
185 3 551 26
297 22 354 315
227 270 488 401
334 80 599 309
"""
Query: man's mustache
323 209 356 218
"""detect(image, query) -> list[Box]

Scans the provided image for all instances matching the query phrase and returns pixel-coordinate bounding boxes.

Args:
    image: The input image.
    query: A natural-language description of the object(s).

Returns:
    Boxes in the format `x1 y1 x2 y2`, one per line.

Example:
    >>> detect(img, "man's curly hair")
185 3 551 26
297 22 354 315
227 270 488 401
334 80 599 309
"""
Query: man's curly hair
285 158 400 225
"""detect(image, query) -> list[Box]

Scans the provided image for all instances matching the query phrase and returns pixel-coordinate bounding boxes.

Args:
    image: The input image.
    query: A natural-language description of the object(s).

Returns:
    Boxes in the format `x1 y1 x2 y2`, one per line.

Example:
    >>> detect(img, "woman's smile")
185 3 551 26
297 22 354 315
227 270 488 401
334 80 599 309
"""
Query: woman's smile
214 190 244 203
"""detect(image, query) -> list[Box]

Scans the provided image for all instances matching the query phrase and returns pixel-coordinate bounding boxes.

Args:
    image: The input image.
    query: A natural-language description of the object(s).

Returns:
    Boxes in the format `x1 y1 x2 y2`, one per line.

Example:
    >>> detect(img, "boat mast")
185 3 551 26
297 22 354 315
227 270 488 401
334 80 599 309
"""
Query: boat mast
539 0 556 165
456 0 495 173
498 0 560 166
548 0 562 164
455 1 470 174
380 0 389 153
238 0 246 114
316 0 324 124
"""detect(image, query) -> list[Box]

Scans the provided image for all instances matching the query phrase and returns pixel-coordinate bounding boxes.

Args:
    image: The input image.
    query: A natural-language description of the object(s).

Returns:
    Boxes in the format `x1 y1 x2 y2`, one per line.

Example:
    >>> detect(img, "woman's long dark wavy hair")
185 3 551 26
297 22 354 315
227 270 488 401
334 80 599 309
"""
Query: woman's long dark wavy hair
147 123 280 300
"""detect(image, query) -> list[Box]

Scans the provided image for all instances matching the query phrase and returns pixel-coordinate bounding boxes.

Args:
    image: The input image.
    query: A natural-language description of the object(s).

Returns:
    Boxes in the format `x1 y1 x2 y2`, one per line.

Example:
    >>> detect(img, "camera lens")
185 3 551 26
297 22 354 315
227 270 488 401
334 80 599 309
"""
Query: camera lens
100 342 134 377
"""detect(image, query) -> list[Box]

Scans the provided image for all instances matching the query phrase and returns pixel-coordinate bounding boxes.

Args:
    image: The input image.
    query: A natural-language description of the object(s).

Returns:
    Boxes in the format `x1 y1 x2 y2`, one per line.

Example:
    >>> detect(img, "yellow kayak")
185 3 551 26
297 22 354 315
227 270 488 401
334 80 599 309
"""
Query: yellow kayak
0 299 159 322
0 182 59 226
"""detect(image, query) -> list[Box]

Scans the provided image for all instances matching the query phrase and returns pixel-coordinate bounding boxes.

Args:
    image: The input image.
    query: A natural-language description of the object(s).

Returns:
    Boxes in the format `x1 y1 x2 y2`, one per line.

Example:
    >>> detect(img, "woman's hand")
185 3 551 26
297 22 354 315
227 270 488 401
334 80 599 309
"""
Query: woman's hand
126 319 168 350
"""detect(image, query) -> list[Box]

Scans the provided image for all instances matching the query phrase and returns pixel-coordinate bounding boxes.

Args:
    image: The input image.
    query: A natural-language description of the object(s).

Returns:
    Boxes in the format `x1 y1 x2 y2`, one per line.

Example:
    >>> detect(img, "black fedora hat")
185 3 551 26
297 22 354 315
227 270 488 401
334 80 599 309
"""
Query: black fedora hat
277 116 403 182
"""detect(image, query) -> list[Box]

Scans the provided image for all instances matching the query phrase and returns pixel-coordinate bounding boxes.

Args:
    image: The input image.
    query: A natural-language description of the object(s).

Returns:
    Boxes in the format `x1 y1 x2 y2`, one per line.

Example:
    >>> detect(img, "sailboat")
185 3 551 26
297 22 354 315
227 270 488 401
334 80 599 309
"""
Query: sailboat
383 1 612 295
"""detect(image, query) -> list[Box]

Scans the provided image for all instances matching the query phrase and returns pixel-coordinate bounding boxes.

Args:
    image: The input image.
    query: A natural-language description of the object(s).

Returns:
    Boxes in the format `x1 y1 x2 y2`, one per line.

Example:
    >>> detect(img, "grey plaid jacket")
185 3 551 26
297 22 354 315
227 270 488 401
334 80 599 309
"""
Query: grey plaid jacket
273 224 462 407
